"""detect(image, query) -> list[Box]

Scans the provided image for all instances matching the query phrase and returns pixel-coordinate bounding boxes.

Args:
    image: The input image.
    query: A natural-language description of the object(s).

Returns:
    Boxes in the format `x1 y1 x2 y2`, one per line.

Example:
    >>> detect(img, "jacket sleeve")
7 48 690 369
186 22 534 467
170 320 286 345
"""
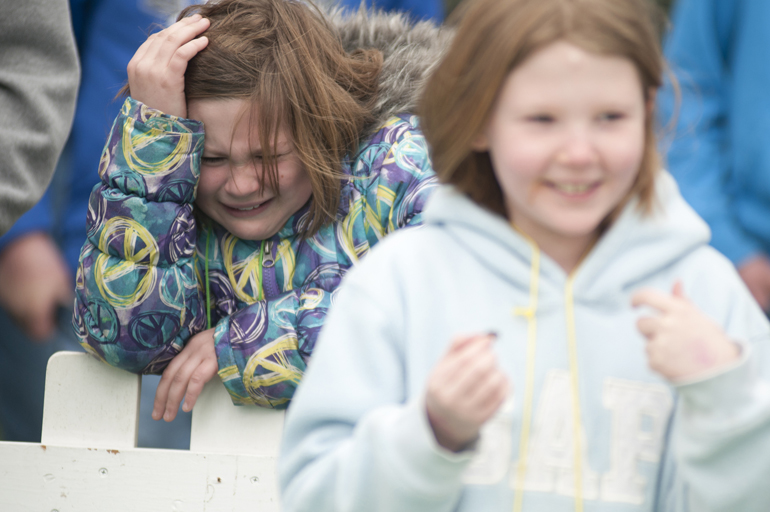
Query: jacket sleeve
278 255 472 512
667 284 770 511
73 97 207 374
0 0 80 236
212 114 438 407
657 0 762 265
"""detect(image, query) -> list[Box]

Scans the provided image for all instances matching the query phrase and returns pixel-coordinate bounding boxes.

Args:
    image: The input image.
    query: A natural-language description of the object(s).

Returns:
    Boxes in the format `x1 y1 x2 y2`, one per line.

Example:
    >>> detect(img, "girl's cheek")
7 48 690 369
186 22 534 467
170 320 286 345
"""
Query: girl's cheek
500 149 545 179
610 139 645 176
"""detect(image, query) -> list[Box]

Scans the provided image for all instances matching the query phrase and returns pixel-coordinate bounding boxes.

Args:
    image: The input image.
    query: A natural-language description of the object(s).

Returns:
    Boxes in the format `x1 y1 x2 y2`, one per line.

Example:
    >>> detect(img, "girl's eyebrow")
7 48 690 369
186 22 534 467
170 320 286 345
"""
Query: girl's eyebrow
201 148 229 157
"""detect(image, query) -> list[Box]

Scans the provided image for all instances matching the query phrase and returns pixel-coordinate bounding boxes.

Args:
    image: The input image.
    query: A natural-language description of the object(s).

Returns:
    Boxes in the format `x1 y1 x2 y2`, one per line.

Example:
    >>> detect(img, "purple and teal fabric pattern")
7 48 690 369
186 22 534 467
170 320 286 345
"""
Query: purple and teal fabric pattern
74 99 206 374
74 98 437 408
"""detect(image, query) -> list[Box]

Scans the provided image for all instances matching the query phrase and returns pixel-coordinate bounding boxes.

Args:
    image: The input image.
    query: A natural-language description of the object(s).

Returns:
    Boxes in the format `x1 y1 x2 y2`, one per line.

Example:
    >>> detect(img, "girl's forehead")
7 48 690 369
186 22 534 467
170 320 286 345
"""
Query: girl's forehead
188 98 293 150
500 42 643 104
513 42 637 81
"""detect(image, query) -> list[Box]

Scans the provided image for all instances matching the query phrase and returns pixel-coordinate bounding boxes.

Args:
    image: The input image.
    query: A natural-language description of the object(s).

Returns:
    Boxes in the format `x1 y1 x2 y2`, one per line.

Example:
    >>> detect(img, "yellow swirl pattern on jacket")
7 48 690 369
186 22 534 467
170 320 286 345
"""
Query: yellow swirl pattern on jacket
223 234 263 304
242 334 303 407
95 217 159 309
277 239 296 291
122 117 192 177
340 195 383 263
99 216 160 265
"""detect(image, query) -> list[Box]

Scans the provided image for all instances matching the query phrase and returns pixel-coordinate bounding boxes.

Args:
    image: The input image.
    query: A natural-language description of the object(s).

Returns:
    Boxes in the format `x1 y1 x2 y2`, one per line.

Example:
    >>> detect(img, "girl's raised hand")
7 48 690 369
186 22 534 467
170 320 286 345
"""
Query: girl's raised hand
425 333 509 452
632 282 740 382
127 14 210 118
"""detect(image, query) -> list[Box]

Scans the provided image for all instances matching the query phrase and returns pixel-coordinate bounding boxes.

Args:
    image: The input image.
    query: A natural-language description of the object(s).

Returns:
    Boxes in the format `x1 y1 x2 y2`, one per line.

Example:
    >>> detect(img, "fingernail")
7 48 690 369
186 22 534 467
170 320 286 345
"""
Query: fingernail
487 331 498 339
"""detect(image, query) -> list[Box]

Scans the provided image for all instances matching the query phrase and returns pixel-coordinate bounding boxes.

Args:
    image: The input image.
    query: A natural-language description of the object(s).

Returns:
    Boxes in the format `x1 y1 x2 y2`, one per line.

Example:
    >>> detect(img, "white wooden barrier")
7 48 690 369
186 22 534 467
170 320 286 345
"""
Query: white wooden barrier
0 351 285 511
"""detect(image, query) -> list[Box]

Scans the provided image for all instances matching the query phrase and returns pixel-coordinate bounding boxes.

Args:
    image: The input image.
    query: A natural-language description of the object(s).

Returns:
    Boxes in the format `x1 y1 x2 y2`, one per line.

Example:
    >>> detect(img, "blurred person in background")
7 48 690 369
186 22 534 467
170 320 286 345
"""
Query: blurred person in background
0 0 79 235
0 0 194 447
658 0 770 311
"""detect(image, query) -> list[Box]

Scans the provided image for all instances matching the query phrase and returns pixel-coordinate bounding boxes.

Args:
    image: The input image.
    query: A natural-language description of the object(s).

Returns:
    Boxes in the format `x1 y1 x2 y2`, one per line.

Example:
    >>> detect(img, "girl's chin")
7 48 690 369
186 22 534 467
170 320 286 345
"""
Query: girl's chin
225 223 277 241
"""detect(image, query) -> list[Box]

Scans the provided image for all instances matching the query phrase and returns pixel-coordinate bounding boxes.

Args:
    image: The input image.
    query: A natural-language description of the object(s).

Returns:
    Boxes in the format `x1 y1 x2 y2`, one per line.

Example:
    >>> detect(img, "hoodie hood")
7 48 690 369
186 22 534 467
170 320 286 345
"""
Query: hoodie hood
325 5 453 136
423 171 711 301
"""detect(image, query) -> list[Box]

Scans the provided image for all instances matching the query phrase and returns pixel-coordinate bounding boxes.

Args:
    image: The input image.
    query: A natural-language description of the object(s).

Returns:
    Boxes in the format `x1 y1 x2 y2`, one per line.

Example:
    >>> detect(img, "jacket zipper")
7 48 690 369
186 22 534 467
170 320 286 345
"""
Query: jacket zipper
262 240 281 299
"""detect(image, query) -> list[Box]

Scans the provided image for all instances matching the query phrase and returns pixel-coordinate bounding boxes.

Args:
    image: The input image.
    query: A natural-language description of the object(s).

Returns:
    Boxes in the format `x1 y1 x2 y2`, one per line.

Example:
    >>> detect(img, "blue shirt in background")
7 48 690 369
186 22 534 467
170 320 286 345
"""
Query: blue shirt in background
336 0 444 22
658 0 770 266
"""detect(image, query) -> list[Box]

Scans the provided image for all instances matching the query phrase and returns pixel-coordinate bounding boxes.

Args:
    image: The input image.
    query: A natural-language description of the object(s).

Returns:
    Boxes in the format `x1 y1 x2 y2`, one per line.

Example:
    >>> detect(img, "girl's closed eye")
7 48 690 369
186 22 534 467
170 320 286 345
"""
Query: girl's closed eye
526 113 556 124
597 111 626 122
201 156 228 166
260 151 293 162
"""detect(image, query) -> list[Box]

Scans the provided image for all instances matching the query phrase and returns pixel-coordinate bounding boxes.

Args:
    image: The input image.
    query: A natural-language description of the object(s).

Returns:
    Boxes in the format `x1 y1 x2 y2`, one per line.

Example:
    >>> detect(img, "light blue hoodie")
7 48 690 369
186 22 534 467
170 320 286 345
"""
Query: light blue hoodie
279 172 770 512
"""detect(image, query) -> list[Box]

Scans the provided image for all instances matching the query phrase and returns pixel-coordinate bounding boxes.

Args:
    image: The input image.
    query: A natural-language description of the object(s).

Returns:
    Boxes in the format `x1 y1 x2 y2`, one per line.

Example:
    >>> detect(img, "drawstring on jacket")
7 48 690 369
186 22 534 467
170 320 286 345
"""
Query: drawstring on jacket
512 236 540 512
512 232 586 512
565 274 585 512
205 226 212 330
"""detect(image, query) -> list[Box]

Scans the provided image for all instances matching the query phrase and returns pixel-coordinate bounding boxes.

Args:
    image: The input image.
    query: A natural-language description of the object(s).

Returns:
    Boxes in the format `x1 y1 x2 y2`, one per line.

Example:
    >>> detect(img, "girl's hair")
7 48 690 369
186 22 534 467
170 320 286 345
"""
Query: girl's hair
179 0 382 237
419 0 664 218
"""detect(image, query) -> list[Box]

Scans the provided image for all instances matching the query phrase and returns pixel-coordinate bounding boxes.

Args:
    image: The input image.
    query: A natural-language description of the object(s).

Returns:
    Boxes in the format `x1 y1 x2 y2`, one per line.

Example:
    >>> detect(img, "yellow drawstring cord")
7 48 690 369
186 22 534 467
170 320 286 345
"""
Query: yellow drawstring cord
510 228 586 512
512 234 540 512
205 226 211 330
565 275 584 512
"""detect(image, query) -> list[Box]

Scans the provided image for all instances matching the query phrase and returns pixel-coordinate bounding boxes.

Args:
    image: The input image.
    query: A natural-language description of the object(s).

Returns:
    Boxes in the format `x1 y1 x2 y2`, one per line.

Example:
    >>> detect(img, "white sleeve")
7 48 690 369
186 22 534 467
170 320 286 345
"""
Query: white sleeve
672 289 770 511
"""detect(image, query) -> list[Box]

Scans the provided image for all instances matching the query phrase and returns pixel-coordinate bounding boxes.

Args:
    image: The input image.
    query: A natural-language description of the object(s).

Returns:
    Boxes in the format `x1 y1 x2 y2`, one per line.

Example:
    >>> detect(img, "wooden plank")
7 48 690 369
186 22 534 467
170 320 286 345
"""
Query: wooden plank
41 352 140 449
190 380 284 456
0 443 280 511
1 351 286 510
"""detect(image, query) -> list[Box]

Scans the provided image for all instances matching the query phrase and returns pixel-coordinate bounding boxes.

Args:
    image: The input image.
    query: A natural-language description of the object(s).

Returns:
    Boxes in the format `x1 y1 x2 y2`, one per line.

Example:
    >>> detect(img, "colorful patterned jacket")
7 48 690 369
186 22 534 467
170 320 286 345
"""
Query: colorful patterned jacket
74 96 437 407
72 9 451 407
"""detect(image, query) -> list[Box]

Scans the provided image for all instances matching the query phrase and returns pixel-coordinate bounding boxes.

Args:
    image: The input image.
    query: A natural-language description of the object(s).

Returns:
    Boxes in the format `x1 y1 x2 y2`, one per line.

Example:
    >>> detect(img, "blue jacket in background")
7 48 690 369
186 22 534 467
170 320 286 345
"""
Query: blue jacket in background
658 0 770 266
0 0 175 272
336 0 444 22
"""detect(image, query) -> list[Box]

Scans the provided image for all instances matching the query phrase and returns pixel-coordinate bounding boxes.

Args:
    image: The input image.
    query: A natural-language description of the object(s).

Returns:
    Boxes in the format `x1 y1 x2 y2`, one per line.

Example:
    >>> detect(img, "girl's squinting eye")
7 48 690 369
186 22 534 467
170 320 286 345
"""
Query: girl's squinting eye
201 156 227 166
598 112 626 122
526 114 555 124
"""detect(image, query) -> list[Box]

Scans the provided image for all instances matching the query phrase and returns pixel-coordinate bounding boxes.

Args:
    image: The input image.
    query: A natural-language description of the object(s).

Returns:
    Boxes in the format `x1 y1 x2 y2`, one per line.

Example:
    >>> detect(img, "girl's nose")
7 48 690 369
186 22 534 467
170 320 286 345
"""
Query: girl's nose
556 131 598 168
224 162 263 197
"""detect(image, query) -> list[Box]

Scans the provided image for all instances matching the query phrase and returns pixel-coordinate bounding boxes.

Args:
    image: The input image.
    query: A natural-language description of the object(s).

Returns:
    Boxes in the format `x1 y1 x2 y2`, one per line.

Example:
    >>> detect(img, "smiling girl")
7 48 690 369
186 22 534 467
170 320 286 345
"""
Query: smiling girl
278 0 770 510
73 0 444 419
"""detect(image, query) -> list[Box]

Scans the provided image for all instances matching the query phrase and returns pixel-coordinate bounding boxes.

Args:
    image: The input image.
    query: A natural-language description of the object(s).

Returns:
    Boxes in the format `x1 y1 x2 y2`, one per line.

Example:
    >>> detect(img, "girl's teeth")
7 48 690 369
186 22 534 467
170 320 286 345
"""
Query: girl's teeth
237 203 262 211
555 183 592 194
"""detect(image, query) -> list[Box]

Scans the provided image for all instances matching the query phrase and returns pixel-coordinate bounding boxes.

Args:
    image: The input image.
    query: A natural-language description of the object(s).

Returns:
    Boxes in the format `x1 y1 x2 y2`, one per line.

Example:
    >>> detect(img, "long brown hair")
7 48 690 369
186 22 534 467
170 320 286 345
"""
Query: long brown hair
420 0 664 218
162 0 383 237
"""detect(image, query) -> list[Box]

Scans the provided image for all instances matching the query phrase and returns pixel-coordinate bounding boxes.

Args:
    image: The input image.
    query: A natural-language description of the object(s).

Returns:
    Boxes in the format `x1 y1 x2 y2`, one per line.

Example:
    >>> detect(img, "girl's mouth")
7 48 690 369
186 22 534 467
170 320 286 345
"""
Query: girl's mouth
236 203 264 211
224 198 273 216
549 181 600 196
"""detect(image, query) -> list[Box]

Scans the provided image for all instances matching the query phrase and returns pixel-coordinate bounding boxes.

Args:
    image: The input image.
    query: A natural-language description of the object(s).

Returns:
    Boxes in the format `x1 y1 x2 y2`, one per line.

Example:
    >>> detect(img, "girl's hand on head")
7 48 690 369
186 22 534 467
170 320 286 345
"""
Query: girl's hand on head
127 14 210 118
152 327 218 422
632 282 741 382
425 333 509 452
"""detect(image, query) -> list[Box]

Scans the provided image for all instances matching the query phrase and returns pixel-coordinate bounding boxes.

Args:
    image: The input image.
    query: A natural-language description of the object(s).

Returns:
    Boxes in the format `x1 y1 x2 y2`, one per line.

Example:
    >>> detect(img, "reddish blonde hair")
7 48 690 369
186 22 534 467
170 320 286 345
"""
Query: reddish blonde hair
420 0 664 218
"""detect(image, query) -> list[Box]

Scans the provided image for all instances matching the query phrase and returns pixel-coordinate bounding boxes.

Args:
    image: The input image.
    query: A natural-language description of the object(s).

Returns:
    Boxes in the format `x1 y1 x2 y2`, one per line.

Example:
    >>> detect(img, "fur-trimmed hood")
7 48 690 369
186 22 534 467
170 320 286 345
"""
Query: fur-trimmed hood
324 5 454 136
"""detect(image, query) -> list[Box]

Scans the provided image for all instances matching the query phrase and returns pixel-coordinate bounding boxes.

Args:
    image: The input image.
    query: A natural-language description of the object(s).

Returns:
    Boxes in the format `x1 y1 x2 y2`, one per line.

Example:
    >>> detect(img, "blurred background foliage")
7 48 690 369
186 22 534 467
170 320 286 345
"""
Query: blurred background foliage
444 0 675 20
